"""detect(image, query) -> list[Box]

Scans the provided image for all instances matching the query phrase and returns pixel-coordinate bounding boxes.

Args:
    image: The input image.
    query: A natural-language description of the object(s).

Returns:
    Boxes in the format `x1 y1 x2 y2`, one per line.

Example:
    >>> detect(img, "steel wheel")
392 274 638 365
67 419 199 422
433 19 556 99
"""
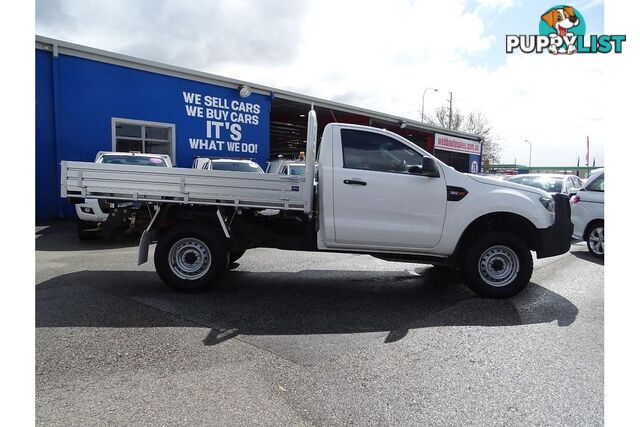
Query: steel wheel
477 245 520 287
462 231 532 298
168 237 212 280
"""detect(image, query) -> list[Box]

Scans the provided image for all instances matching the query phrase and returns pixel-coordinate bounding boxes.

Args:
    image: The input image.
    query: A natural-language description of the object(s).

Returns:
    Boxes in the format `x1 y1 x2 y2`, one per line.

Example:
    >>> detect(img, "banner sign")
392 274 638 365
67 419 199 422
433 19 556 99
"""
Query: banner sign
435 133 482 155
469 154 481 174
180 88 270 168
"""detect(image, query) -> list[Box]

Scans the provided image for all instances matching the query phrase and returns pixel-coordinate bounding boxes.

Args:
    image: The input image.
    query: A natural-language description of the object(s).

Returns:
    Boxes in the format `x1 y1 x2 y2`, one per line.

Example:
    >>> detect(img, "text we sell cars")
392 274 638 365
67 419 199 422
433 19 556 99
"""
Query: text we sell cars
506 34 626 54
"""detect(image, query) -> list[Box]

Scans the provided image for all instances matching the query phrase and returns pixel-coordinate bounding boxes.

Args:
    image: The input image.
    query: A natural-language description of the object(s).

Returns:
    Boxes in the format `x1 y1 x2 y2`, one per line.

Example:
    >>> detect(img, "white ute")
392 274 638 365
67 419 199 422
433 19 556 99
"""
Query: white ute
61 111 573 298
75 151 172 239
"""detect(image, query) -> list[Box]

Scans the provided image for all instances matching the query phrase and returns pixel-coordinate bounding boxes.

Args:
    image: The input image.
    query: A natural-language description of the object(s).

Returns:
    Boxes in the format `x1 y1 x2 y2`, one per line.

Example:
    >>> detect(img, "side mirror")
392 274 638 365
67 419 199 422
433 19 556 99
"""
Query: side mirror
421 156 440 178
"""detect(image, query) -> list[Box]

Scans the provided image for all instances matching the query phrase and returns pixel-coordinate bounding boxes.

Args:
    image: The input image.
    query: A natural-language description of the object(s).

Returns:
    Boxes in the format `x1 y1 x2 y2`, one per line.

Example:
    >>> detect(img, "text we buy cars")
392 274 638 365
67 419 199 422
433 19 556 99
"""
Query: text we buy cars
506 5 626 55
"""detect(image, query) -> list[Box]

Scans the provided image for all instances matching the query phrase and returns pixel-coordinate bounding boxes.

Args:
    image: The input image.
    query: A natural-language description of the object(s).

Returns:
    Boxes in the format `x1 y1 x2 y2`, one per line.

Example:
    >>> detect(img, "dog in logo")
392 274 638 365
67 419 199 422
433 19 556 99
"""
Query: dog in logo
541 6 580 54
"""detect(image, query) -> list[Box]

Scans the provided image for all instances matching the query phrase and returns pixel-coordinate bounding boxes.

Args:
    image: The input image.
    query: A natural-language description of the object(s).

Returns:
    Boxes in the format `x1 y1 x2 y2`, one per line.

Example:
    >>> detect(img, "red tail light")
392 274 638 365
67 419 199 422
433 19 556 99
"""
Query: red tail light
570 195 580 204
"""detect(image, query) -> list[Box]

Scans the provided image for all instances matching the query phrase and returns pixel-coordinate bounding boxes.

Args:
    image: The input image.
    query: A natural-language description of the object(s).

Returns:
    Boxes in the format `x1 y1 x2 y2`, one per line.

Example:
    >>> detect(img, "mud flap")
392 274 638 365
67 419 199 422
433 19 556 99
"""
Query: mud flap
137 230 151 265
536 194 573 258
137 206 162 265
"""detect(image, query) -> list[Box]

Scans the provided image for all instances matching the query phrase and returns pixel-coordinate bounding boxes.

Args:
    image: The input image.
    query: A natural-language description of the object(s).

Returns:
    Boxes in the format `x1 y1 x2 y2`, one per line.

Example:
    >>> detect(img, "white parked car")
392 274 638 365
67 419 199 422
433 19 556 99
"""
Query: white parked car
508 174 582 196
76 151 172 238
570 169 604 258
192 157 264 173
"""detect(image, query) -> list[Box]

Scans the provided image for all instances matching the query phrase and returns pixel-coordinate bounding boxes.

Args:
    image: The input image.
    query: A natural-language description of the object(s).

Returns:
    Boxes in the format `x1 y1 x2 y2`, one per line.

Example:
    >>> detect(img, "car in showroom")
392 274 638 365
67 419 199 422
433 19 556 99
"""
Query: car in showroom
508 173 582 196
570 168 604 258
76 151 173 239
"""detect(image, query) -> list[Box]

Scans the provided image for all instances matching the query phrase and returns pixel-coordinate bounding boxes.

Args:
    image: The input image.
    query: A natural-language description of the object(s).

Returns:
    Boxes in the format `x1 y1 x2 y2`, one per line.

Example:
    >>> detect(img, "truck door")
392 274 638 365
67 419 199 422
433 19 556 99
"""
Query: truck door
331 128 447 251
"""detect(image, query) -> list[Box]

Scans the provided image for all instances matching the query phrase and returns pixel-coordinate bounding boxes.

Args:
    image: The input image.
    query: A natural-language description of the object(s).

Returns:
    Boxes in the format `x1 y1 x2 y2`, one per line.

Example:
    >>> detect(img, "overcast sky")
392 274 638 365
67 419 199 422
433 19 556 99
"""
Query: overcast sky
36 0 611 166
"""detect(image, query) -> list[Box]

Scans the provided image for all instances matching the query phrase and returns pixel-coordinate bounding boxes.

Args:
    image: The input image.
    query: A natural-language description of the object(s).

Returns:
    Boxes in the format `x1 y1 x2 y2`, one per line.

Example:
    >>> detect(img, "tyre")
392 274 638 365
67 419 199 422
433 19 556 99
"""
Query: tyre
230 249 246 263
460 231 533 298
585 221 604 259
154 222 229 292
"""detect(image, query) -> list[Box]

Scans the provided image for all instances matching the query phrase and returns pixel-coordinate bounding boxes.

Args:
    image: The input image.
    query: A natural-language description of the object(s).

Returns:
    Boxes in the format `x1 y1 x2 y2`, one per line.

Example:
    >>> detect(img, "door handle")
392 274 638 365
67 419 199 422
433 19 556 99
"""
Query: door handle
343 179 367 186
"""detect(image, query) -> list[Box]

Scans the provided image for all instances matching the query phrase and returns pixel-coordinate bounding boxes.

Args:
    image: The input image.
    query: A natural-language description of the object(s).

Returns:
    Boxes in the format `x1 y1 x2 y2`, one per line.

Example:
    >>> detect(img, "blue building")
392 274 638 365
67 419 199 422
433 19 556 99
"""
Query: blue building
36 36 483 220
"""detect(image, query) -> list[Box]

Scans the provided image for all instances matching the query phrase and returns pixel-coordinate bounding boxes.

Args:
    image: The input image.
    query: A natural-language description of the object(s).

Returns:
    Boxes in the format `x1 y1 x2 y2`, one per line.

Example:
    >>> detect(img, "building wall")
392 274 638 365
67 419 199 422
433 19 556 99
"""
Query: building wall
36 49 271 220
36 50 58 219
36 42 483 220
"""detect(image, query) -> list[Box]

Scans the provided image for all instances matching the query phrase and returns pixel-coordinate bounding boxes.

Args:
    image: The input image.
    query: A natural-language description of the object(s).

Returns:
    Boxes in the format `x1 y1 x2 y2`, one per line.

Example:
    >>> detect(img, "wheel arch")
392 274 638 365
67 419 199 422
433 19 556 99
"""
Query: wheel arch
453 211 540 264
155 206 230 242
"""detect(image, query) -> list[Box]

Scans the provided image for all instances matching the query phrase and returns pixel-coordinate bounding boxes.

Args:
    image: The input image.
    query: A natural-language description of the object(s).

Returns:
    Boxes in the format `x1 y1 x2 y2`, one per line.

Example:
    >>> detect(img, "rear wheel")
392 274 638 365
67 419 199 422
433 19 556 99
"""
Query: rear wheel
154 223 229 292
585 221 604 259
461 231 533 298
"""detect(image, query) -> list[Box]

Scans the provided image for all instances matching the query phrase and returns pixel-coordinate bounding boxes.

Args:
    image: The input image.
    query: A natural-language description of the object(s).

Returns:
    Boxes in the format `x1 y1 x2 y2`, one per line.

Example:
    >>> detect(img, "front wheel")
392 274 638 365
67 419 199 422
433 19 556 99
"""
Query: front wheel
460 231 533 298
154 223 229 292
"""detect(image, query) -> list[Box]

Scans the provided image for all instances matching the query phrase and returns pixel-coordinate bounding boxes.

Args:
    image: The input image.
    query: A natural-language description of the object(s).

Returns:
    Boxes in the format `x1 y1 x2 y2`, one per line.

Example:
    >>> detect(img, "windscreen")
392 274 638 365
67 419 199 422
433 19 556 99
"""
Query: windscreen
100 155 168 167
509 176 563 193
288 165 305 176
210 162 263 173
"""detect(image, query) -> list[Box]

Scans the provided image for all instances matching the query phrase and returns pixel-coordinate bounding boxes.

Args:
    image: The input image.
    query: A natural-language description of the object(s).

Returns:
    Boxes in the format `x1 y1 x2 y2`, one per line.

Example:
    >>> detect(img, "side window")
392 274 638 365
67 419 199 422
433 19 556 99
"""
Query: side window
573 177 582 188
341 129 423 174
586 174 604 192
568 177 577 189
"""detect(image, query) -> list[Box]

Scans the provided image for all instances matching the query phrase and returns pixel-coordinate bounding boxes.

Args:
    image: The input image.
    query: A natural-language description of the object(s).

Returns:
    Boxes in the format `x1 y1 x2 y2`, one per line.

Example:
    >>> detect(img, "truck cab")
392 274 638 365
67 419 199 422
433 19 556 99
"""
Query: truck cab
316 124 447 251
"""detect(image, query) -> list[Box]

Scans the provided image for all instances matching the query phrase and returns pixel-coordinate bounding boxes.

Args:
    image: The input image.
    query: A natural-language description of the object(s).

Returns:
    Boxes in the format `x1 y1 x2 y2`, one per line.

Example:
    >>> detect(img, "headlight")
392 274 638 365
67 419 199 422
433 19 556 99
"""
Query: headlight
539 196 555 213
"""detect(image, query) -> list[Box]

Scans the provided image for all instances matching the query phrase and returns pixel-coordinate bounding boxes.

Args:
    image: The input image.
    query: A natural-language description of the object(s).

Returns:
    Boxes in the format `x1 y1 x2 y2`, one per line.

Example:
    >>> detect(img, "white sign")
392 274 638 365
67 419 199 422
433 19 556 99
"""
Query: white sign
471 160 479 173
435 133 481 155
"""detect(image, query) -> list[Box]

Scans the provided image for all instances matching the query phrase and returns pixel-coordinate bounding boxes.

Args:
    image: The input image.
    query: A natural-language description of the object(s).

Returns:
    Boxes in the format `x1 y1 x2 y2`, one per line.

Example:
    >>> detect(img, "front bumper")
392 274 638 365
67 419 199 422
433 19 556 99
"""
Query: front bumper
75 199 109 222
536 193 574 259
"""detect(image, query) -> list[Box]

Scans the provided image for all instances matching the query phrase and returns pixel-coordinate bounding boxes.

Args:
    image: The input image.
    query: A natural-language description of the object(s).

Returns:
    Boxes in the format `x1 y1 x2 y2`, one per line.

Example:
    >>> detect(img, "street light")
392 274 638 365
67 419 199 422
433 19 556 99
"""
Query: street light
524 139 532 168
421 87 439 122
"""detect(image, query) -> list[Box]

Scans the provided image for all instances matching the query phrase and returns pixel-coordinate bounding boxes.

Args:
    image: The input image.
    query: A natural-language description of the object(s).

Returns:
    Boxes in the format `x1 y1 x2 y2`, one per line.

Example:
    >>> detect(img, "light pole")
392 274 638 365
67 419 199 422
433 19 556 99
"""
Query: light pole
524 139 532 168
421 87 439 122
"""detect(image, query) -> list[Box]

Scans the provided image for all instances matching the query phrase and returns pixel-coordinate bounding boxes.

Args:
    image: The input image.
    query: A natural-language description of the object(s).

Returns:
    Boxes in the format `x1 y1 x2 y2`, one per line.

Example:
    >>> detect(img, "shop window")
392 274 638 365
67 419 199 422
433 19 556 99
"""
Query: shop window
112 118 175 163
434 149 469 173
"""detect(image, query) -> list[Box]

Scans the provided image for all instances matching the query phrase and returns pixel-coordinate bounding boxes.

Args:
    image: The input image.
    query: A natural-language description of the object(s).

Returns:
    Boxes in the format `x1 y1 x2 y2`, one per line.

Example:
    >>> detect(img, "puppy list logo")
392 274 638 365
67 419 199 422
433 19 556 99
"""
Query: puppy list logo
506 5 626 55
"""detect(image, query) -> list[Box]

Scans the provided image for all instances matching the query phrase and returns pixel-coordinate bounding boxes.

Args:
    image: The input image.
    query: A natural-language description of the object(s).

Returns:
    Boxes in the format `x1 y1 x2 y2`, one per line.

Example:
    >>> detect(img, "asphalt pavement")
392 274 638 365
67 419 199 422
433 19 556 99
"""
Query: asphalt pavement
36 222 603 426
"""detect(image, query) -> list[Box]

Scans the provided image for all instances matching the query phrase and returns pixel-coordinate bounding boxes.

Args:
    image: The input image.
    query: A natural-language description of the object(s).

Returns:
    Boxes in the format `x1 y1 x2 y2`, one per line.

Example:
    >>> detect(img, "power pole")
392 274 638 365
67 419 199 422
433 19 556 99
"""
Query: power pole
447 91 453 129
